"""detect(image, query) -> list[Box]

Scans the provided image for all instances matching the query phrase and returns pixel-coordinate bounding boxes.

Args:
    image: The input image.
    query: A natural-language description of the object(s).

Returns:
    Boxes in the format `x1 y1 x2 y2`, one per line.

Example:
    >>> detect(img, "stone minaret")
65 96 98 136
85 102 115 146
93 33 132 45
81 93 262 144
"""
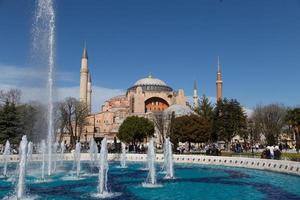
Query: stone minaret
216 56 223 101
193 80 199 109
87 73 92 113
79 46 89 105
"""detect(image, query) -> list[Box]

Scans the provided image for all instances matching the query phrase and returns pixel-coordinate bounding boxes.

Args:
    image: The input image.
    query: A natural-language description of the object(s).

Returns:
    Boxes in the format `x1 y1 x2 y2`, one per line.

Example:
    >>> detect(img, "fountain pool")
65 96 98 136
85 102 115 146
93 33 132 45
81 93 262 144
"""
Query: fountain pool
0 161 300 200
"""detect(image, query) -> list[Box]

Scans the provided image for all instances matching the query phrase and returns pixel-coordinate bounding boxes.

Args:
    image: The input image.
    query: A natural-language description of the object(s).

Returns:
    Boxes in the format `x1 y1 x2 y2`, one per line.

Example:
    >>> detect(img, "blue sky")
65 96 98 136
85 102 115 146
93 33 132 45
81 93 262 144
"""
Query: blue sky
0 0 299 111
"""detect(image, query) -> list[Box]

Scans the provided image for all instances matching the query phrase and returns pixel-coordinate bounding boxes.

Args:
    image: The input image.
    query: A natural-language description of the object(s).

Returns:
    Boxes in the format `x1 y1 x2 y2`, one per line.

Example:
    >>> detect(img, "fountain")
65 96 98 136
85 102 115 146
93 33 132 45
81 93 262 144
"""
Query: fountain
53 141 59 172
60 141 65 165
75 141 81 178
163 137 174 179
2 140 10 177
27 141 33 164
41 140 46 180
142 138 161 187
98 138 108 195
120 143 127 168
32 0 56 176
16 135 28 199
89 137 98 166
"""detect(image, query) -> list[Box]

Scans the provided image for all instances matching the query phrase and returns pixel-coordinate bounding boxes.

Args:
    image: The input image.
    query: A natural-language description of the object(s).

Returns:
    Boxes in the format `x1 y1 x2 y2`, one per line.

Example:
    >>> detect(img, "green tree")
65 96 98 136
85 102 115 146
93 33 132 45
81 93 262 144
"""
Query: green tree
286 108 300 152
17 104 38 142
0 101 22 144
213 98 247 149
196 95 214 141
170 114 211 151
195 95 214 120
118 116 154 145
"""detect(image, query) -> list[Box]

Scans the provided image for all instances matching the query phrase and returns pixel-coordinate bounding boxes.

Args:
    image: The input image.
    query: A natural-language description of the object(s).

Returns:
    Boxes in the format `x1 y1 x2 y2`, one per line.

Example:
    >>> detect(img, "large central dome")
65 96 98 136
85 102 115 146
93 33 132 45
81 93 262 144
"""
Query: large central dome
128 75 173 92
134 75 168 86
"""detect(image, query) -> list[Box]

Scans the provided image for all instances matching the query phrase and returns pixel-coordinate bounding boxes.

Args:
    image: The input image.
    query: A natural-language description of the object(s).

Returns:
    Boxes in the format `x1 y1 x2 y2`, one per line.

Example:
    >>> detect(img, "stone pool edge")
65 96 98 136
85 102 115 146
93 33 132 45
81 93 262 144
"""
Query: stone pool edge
1 153 300 176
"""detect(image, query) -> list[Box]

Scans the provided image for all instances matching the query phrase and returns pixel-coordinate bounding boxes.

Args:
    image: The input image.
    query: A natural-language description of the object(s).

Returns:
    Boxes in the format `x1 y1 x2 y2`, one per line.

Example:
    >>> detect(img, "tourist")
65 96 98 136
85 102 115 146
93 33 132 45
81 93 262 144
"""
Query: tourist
274 146 281 160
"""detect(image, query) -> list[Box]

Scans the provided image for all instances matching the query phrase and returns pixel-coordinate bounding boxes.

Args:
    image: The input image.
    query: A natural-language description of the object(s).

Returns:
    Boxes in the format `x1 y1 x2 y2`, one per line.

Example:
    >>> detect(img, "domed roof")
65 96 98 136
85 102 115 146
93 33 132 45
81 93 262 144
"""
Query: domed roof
163 104 195 117
134 75 168 87
127 75 173 92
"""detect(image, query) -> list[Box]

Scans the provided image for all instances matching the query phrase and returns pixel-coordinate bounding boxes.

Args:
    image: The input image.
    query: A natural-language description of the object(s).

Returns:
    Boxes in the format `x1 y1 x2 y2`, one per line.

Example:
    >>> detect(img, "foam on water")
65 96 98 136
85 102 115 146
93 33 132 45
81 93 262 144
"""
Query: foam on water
91 192 122 199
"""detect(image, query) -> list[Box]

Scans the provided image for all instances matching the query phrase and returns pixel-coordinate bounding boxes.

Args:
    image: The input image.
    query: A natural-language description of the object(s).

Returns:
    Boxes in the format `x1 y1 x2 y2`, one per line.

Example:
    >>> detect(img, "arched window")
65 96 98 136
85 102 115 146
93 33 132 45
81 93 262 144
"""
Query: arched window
145 97 169 113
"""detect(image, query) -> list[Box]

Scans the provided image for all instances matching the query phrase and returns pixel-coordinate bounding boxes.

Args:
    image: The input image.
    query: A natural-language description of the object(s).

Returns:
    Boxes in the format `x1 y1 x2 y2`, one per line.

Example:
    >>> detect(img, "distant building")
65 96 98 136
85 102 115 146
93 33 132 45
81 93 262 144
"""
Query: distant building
63 47 223 145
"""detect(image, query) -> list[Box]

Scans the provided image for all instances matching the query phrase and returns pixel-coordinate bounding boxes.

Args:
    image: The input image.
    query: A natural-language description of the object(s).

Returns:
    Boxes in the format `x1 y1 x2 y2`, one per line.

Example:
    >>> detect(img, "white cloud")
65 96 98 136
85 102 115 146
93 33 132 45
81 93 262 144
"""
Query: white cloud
0 64 76 86
0 63 125 112
57 86 125 112
243 107 254 118
0 84 124 112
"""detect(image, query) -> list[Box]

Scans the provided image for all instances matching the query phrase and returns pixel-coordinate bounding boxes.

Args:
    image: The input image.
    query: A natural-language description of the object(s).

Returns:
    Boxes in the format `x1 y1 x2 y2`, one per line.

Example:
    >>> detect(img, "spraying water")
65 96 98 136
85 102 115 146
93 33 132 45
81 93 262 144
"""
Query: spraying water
98 138 108 195
142 138 161 187
91 137 121 198
16 135 28 199
3 140 10 177
60 141 65 165
89 138 98 166
163 137 174 179
33 0 56 176
120 143 127 168
53 141 59 172
147 138 156 185
27 141 33 164
75 142 81 178
41 140 46 180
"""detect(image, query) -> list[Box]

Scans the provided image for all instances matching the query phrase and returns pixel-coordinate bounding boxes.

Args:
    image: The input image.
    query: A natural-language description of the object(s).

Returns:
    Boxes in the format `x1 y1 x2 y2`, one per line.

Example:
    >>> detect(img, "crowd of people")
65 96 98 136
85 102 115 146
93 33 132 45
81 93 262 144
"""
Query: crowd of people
0 139 292 161
261 146 282 160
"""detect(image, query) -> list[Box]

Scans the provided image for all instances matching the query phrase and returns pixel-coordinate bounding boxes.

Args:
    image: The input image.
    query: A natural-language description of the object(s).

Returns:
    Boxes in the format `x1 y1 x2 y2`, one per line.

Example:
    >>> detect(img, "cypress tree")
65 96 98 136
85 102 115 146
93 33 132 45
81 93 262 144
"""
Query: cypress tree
0 101 22 144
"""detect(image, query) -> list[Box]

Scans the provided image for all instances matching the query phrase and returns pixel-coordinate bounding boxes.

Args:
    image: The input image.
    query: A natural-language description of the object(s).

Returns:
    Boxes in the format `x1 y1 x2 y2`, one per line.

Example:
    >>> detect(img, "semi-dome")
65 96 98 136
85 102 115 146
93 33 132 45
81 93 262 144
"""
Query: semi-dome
128 75 173 92
163 104 195 117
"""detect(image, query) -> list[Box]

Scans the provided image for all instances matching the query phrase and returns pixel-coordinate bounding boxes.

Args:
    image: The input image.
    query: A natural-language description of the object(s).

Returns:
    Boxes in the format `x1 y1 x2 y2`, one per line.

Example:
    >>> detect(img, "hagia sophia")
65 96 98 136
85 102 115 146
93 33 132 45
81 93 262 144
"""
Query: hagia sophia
76 47 223 144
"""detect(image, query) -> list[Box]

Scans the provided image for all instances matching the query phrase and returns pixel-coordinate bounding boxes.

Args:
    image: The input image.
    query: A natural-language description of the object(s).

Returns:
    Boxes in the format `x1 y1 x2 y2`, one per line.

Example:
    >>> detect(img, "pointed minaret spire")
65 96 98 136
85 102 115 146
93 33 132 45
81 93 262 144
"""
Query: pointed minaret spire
217 56 220 73
216 56 223 101
193 80 198 91
193 80 199 109
82 41 88 59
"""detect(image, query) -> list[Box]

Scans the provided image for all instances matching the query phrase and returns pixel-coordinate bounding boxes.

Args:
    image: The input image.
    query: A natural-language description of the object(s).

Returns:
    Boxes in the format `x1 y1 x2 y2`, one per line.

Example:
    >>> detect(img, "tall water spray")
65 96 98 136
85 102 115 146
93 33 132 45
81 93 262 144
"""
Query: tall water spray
120 143 127 168
98 138 108 195
75 142 81 178
41 140 46 180
53 141 59 171
143 138 158 187
164 138 174 179
27 141 33 164
2 140 10 177
60 141 65 165
89 138 98 166
33 0 56 176
16 135 28 199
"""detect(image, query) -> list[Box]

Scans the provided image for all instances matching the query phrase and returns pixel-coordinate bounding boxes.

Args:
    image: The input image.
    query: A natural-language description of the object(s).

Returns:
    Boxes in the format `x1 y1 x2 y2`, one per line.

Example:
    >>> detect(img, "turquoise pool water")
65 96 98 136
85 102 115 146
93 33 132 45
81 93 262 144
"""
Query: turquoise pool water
0 161 300 200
